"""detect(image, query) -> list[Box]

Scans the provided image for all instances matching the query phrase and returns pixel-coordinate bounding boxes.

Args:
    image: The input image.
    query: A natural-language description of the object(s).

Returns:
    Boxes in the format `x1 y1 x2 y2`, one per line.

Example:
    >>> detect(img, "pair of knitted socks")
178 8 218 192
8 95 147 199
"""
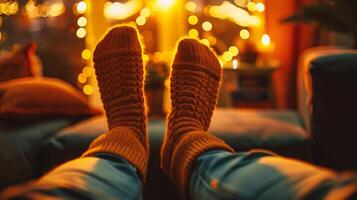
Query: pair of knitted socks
82 25 234 197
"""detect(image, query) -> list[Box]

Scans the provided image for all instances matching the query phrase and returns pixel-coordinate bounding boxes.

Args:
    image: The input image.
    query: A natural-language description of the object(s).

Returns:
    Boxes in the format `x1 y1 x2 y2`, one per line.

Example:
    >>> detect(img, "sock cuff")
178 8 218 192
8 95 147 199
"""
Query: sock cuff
82 127 149 181
161 130 235 199
94 25 142 63
173 38 222 76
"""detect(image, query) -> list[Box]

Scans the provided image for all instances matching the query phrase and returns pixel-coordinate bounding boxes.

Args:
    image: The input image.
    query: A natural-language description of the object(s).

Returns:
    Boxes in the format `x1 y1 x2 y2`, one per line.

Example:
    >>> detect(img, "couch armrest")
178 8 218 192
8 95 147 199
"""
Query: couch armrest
310 52 357 170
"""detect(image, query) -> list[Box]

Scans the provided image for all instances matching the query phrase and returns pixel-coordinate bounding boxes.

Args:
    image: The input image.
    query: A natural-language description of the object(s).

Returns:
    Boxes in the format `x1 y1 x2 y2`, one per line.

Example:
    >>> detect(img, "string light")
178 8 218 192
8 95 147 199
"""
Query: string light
202 21 212 31
229 46 239 56
82 49 92 60
256 2 265 12
185 1 197 12
188 29 199 38
188 15 198 25
78 73 87 83
136 15 146 26
83 85 94 95
76 27 87 38
207 36 217 45
140 7 151 17
240 29 250 39
247 2 256 12
76 1 87 14
77 16 87 27
223 51 233 62
201 39 210 46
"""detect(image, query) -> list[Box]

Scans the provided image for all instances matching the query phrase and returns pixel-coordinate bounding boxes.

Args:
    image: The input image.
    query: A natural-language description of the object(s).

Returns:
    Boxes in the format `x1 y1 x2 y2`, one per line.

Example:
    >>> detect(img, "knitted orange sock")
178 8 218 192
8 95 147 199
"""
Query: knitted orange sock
82 26 149 180
161 39 235 197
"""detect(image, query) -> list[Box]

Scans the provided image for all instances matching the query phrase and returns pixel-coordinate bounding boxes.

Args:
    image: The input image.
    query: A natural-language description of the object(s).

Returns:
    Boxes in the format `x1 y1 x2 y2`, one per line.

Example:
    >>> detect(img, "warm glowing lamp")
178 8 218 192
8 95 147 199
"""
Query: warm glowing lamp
261 34 270 46
232 59 238 69
155 0 175 11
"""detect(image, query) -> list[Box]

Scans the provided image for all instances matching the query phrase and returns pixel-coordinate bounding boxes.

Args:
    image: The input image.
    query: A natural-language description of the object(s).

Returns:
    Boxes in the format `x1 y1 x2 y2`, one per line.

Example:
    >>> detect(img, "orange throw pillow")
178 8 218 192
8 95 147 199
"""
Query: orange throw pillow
0 42 42 83
0 78 101 120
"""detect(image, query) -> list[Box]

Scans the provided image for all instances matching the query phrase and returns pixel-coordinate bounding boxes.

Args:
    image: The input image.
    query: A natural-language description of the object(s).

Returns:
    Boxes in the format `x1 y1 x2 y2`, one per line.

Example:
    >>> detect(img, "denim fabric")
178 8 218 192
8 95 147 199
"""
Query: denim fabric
190 150 357 200
1 154 142 200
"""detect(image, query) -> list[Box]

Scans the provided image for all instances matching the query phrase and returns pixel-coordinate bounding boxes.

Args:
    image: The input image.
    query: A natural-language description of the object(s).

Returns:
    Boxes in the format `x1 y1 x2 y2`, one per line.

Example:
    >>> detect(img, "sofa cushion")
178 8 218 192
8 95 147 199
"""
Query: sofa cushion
0 118 74 189
0 78 101 120
40 108 309 199
310 53 357 170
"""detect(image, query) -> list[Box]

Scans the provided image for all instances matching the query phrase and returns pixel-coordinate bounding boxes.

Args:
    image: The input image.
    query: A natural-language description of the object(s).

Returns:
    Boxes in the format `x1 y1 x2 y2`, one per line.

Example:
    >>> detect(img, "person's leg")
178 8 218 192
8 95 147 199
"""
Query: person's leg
161 38 357 200
1 25 149 200
1 154 143 200
190 150 357 200
160 38 235 198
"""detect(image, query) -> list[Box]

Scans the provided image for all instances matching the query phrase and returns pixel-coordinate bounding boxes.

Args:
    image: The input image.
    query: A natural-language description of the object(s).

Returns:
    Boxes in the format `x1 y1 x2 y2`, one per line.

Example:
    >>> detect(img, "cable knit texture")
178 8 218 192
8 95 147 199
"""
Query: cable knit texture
82 25 149 180
161 39 235 198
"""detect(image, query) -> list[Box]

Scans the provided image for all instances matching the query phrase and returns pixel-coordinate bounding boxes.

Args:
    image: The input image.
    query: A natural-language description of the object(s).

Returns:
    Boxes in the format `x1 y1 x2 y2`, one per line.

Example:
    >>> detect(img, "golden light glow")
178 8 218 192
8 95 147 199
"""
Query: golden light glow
261 34 271 46
83 85 94 95
82 49 92 60
76 1 87 14
188 15 198 25
229 46 239 56
140 7 151 17
256 2 265 12
248 16 260 26
104 1 141 20
76 28 87 38
155 0 175 11
78 73 87 83
0 1 19 15
201 39 210 46
234 0 250 7
233 59 238 69
207 36 217 45
136 15 146 26
83 66 93 76
247 2 256 12
47 2 65 17
185 1 197 12
223 51 233 62
0 32 2 41
209 1 256 27
240 29 250 39
202 21 212 31
188 29 199 38
77 16 87 27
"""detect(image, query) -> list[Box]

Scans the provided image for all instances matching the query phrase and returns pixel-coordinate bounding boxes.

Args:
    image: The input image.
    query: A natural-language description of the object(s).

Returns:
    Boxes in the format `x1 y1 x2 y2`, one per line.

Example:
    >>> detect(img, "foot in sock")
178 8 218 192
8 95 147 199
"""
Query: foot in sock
161 39 235 197
82 25 149 180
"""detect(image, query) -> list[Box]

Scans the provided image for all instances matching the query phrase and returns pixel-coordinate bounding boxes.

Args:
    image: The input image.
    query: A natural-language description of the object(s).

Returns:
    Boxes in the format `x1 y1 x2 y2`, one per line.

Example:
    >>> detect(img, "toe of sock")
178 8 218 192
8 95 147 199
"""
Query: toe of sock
94 25 142 60
174 38 221 75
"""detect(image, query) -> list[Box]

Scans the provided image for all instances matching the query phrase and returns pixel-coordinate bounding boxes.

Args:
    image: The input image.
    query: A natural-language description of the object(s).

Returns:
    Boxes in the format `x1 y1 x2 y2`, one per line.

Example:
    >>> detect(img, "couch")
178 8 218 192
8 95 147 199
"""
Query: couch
1 47 356 199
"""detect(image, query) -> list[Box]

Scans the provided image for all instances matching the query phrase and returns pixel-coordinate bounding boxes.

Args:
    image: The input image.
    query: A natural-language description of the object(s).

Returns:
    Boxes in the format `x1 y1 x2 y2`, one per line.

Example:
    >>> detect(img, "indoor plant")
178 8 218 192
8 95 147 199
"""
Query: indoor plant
283 0 357 48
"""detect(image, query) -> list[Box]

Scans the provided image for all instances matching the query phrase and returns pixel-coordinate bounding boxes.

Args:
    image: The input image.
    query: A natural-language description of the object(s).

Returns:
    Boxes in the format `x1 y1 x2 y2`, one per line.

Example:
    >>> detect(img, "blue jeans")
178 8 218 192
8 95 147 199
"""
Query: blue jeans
2 151 357 200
